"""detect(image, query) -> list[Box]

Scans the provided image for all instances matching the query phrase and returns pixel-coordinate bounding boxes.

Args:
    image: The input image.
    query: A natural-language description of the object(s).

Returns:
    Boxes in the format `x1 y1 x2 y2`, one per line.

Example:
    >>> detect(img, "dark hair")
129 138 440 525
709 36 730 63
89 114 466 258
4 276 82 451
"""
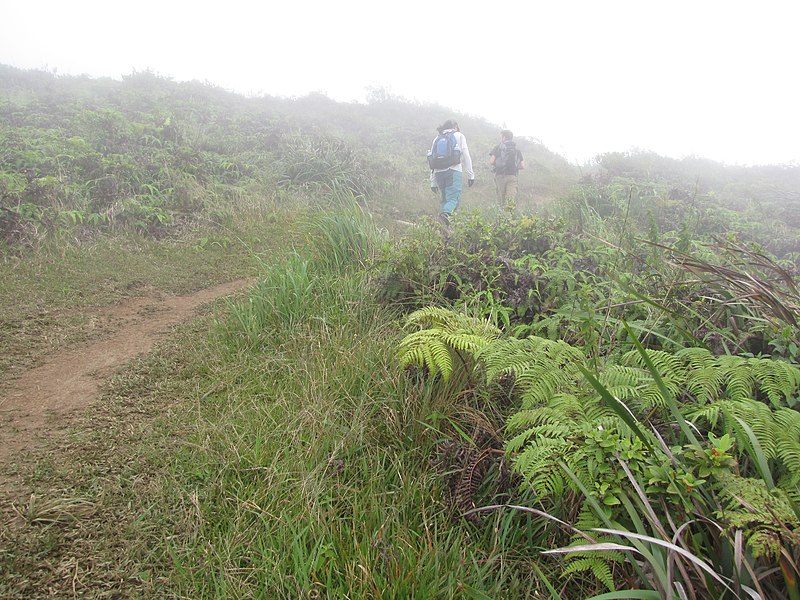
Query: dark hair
438 119 459 134
501 129 514 140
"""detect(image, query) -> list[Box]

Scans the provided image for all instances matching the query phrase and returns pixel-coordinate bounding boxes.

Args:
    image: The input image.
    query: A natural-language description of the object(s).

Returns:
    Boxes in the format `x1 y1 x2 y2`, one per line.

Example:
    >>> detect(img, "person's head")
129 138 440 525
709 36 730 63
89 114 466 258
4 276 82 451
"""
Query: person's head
501 129 514 141
438 119 459 134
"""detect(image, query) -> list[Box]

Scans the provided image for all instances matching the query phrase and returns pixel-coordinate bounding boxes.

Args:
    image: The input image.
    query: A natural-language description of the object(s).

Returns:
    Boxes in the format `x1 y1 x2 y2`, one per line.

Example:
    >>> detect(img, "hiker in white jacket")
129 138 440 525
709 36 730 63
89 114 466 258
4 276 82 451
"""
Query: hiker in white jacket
428 119 474 224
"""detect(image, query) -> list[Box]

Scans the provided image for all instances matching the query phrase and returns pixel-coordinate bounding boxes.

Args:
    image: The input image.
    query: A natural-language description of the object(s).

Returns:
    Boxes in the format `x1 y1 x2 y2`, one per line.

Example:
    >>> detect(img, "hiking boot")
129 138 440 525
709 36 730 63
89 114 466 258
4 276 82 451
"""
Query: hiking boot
438 212 451 228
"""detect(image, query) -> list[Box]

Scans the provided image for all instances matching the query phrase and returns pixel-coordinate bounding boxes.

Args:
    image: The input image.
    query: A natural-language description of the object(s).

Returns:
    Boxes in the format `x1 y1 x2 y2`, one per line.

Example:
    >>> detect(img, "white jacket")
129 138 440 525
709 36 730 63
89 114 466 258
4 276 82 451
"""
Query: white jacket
429 130 474 186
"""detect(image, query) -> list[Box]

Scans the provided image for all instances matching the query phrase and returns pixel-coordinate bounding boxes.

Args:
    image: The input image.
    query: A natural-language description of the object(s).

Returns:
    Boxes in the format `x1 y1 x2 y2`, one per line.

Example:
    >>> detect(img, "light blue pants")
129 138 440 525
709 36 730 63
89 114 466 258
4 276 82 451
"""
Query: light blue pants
435 169 462 215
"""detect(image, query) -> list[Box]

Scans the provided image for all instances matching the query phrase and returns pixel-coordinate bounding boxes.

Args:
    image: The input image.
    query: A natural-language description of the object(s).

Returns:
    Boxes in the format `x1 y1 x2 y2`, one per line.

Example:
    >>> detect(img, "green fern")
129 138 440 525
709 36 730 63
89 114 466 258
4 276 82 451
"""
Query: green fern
514 436 573 496
560 527 627 592
479 336 584 407
505 422 573 453
749 357 800 408
688 398 800 488
618 347 800 409
563 556 617 591
713 471 800 559
396 305 800 582
398 307 500 381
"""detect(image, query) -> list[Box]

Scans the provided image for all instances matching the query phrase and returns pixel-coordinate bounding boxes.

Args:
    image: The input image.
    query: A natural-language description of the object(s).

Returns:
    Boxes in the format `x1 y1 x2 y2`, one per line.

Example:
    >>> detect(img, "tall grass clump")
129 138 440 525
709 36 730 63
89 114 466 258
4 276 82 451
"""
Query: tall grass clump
218 252 314 349
307 204 386 272
275 133 379 204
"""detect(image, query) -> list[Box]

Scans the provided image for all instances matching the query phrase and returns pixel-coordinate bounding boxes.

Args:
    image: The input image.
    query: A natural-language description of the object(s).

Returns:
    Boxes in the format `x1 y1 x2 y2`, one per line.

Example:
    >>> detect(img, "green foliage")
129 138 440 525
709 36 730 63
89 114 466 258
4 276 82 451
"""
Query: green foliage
398 307 500 381
306 204 385 272
396 304 800 595
376 211 593 327
7 61 800 599
584 150 800 257
276 132 379 202
621 347 800 409
219 253 314 348
481 336 584 405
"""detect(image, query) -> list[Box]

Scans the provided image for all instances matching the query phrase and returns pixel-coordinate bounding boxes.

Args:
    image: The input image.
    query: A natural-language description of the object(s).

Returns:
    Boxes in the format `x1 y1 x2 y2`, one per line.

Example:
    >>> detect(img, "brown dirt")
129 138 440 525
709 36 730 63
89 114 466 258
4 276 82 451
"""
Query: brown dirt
0 279 250 473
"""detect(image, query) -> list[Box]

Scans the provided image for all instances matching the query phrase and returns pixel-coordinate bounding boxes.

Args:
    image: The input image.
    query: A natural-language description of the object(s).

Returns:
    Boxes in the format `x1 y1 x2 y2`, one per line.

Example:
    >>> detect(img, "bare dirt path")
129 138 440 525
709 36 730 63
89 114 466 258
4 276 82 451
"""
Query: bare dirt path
0 279 250 468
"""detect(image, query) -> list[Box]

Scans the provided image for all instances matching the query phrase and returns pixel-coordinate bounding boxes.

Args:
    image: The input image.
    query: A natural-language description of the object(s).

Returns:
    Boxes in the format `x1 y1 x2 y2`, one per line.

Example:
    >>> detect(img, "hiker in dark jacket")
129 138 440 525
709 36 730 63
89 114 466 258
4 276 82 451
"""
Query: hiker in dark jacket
489 129 525 205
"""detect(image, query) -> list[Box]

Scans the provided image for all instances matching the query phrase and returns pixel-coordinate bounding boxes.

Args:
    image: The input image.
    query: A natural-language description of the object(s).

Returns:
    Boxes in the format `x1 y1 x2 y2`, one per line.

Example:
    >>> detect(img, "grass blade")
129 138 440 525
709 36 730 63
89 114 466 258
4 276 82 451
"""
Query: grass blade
732 415 775 490
586 592 663 600
592 527 733 592
621 320 700 448
530 561 564 600
577 364 654 451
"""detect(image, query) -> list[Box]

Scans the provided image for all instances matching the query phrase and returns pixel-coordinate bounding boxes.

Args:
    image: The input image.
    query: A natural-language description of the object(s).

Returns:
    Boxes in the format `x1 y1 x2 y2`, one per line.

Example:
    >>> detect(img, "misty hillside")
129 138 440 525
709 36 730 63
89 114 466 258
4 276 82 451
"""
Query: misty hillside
1 63 799 254
5 62 800 599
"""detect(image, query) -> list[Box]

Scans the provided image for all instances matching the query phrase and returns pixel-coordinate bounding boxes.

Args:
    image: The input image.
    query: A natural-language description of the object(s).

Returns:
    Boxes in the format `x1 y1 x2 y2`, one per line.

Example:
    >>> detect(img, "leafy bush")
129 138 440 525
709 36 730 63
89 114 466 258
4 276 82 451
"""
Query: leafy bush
398 309 800 597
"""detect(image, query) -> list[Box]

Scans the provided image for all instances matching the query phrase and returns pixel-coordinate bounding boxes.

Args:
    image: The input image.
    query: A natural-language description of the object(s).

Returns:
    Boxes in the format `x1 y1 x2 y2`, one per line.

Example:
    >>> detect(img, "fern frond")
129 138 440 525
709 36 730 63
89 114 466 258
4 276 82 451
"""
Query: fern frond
782 480 800 506
548 394 591 418
454 448 493 516
506 409 558 432
713 471 800 558
505 428 537 454
583 404 616 424
776 443 800 483
638 384 670 410
749 357 800 408
481 336 582 382
530 469 567 498
718 355 754 401
773 408 800 481
575 504 603 533
620 349 684 408
774 407 800 438
405 306 501 341
505 424 572 453
685 365 725 404
512 437 573 496
506 409 573 433
622 348 687 382
563 557 616 592
599 365 644 403
730 400 778 459
398 307 502 381
686 401 729 428
398 329 454 380
676 346 717 369
480 336 583 408
441 332 491 356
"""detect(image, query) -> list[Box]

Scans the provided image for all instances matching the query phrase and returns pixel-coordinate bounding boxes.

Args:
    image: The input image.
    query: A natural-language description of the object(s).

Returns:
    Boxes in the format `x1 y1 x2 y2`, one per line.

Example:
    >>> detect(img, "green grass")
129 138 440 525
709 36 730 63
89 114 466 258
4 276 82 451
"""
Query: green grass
0 207 295 385
0 208 549 598
162 259 534 597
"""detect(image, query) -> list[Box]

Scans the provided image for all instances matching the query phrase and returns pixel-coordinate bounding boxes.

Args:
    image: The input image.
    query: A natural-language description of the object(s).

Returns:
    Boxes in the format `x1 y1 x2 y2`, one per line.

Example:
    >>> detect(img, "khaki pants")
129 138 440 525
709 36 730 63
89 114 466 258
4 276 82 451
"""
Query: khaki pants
495 174 518 203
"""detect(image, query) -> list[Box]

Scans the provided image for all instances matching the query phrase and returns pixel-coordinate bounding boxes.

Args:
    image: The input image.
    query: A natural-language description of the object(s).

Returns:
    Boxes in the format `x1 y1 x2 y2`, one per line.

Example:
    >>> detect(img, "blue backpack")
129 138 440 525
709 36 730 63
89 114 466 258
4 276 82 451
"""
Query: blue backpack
427 131 461 170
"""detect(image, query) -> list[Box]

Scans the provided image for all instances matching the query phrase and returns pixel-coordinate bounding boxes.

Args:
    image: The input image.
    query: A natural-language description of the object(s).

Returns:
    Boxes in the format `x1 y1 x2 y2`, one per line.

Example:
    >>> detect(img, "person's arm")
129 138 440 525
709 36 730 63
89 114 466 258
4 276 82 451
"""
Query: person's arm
429 138 438 190
518 150 525 170
459 133 474 180
489 145 499 171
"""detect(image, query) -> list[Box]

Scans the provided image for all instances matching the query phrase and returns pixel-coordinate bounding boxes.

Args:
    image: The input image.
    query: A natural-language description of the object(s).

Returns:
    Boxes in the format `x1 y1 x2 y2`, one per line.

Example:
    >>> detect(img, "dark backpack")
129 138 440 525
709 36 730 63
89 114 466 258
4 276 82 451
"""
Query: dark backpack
427 131 461 170
495 142 520 175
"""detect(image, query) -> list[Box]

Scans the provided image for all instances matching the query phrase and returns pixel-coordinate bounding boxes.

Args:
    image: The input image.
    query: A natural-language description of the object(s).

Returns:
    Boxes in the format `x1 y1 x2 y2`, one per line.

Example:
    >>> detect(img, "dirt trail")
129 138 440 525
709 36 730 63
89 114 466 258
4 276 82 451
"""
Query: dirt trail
0 279 250 467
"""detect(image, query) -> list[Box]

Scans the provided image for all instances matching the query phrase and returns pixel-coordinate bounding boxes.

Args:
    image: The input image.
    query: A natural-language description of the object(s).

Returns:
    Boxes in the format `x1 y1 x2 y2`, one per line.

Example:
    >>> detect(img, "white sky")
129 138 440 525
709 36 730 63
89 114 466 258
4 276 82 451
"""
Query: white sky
1 0 798 165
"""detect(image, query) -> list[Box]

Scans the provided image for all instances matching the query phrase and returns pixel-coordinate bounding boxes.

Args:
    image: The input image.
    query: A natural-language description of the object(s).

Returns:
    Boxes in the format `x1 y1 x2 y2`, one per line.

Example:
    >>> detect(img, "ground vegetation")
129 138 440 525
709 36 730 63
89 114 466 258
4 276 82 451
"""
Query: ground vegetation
2 65 799 599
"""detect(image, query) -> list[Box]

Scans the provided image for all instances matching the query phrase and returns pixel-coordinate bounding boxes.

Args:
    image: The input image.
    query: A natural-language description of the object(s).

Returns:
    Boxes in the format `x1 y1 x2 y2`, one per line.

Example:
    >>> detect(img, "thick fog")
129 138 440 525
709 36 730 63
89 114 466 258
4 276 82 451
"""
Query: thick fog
1 0 797 166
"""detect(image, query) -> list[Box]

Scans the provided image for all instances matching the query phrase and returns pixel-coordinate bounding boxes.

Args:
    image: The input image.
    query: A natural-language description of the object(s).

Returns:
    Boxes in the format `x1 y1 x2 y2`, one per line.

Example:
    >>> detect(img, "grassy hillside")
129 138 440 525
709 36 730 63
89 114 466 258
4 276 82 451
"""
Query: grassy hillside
2 64 800 599
0 64 578 247
3 63 798 256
